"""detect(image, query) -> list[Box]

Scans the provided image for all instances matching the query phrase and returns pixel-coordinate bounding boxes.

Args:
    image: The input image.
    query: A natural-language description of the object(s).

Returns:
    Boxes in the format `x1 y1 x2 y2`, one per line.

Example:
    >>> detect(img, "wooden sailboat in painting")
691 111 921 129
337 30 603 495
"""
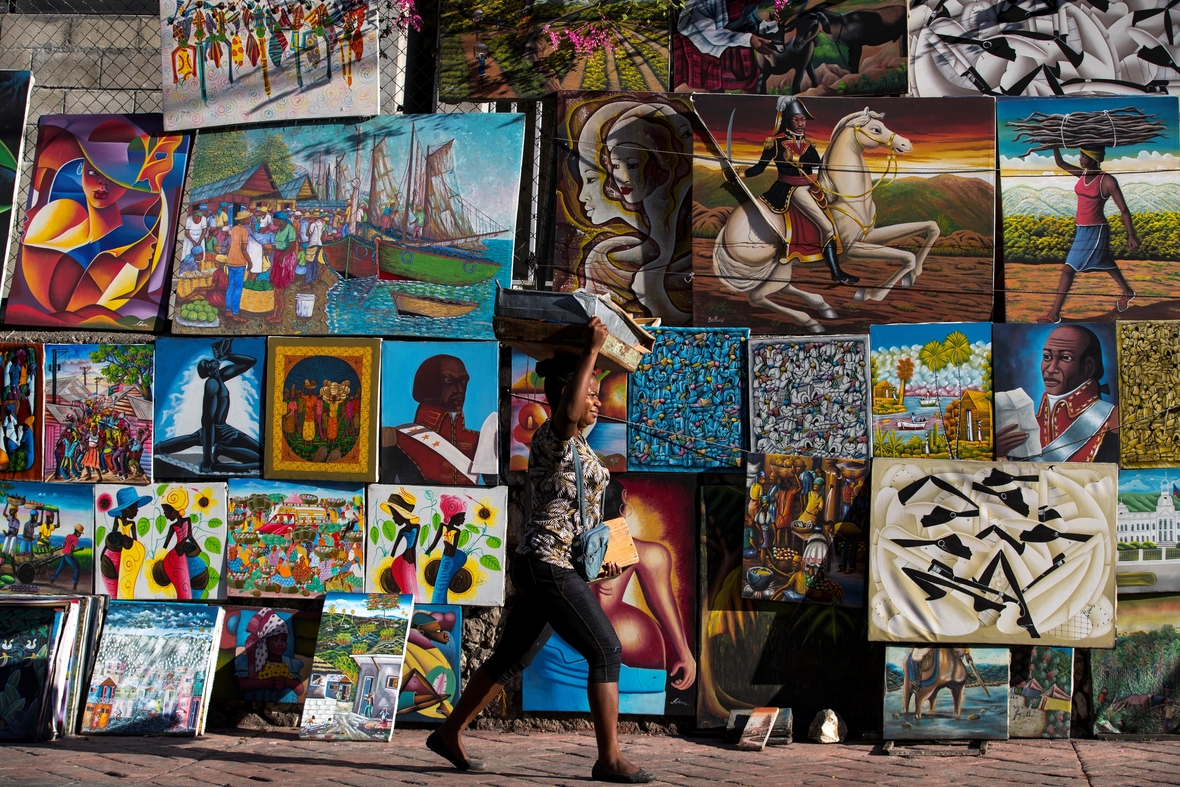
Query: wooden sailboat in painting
322 124 507 286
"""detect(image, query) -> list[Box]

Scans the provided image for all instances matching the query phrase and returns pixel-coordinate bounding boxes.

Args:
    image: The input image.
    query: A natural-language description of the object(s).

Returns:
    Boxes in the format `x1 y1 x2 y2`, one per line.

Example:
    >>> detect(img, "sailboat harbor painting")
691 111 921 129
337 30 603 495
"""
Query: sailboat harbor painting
171 114 526 339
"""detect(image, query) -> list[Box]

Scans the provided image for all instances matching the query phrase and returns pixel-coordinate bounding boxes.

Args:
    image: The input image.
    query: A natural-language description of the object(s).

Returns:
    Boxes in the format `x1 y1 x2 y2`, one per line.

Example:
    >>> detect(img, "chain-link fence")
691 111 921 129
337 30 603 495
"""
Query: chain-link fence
0 0 549 301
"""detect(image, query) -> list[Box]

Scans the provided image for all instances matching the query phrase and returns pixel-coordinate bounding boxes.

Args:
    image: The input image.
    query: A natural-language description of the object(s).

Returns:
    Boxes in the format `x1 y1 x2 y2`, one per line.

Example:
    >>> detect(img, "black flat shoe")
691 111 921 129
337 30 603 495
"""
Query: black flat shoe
592 763 655 783
426 730 487 772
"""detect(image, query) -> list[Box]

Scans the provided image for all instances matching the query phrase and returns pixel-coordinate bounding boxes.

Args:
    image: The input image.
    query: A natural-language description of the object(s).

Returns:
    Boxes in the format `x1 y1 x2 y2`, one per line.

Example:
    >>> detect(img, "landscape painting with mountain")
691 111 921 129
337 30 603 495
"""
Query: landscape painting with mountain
691 95 995 335
438 0 669 101
999 96 1180 322
173 114 525 340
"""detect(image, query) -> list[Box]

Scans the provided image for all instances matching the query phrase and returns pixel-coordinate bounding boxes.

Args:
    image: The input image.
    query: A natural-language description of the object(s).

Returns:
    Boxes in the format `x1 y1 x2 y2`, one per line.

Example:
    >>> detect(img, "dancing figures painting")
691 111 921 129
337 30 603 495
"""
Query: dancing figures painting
5 115 190 331
552 92 694 324
160 0 380 131
43 344 154 486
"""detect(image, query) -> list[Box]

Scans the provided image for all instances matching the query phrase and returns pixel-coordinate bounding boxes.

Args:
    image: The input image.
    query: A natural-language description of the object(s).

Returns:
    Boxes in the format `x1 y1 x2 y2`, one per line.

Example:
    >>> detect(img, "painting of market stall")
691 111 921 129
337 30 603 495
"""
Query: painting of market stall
172 114 525 340
226 479 365 599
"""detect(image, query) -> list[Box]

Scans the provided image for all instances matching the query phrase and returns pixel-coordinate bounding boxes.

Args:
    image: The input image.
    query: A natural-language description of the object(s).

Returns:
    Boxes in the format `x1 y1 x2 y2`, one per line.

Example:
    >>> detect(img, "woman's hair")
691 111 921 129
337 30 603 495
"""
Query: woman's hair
535 353 582 407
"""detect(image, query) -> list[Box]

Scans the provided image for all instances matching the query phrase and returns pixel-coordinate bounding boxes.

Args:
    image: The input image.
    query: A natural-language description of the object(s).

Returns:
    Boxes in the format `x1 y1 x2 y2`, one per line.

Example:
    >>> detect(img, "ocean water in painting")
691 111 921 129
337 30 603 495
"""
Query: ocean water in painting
327 239 510 339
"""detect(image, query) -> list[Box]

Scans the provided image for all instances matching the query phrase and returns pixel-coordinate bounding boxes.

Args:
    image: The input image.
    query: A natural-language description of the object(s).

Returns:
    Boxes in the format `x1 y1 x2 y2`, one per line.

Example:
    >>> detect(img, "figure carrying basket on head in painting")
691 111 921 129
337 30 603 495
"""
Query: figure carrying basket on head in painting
742 96 859 286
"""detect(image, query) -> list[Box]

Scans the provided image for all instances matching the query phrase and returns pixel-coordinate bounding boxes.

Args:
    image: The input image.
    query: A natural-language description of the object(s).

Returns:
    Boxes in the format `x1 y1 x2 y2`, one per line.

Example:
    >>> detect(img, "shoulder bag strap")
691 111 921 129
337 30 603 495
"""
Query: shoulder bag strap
571 436 587 534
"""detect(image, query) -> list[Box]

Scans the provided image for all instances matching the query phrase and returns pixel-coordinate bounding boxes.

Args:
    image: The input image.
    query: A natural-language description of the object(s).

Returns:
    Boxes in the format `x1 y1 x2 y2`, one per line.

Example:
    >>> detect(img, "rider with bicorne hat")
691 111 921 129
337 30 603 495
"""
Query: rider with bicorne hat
743 96 859 285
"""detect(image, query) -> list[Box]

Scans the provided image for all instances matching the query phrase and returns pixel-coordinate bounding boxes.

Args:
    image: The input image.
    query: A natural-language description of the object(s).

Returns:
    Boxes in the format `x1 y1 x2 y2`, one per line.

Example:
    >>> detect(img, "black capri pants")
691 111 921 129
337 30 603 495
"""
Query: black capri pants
481 554 622 685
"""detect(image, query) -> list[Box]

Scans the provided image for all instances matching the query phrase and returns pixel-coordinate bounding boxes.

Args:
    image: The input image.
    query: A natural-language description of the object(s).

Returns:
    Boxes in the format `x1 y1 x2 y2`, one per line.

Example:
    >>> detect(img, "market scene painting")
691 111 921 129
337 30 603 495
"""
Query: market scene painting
226 478 365 599
172 114 524 339
741 454 868 607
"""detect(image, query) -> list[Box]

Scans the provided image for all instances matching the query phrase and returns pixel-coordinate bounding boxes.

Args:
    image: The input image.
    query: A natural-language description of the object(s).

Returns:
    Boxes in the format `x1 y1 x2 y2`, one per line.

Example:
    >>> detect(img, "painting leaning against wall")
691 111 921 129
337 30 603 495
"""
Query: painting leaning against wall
1009 646 1073 739
884 646 1010 741
1092 594 1180 736
523 475 698 716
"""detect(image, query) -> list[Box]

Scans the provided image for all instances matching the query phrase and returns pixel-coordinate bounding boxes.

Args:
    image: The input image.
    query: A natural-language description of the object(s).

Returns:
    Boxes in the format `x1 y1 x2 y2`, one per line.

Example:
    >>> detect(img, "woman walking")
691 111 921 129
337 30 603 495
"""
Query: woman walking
426 318 652 784
1039 146 1139 323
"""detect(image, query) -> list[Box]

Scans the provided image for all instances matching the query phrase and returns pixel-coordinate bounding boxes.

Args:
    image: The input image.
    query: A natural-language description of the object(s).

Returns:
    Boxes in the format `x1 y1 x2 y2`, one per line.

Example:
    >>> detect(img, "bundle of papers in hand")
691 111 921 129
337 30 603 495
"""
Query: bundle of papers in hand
493 289 655 373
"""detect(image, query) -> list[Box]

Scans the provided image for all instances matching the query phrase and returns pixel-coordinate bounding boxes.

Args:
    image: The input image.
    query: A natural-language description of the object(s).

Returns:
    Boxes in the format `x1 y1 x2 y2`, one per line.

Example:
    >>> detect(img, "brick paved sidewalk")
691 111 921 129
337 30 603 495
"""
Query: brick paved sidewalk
2 729 1178 786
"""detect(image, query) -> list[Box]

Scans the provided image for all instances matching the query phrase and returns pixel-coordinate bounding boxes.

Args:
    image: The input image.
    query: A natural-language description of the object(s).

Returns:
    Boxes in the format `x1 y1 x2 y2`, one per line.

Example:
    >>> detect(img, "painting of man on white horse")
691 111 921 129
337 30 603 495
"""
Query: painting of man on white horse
691 94 996 334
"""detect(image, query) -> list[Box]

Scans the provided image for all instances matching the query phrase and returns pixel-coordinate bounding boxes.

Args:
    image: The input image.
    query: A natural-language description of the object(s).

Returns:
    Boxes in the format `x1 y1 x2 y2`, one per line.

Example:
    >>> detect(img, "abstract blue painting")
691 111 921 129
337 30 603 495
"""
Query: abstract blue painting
627 327 747 471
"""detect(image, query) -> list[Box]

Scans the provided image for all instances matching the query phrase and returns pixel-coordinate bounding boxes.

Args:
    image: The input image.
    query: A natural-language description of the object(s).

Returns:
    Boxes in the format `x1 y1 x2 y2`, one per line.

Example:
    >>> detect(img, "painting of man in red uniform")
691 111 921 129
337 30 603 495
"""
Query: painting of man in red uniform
380 342 499 487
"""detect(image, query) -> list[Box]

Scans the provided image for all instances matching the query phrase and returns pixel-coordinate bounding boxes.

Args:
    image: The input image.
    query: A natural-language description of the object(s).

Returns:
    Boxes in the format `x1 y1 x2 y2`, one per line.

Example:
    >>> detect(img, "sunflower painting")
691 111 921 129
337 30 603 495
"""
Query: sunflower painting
93 482 228 600
365 484 508 606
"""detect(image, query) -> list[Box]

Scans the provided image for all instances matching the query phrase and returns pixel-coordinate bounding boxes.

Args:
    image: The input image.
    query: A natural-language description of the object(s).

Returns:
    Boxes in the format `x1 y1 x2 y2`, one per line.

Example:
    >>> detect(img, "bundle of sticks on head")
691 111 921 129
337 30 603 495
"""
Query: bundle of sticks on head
1007 107 1166 155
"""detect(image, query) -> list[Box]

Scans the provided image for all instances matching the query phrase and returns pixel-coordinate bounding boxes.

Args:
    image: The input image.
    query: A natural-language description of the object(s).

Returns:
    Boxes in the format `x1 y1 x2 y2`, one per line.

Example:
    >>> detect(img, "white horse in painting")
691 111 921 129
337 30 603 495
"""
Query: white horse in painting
713 108 941 332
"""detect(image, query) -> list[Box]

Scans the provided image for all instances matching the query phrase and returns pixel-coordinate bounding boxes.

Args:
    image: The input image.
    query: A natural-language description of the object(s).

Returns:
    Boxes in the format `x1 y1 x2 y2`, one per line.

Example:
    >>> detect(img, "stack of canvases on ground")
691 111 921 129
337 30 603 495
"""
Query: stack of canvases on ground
171 115 524 340
690 94 996 336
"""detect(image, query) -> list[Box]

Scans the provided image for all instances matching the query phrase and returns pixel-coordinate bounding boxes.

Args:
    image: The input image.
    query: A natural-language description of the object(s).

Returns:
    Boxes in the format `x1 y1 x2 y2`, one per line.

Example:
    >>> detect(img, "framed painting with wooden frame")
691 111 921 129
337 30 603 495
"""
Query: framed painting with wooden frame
265 338 380 482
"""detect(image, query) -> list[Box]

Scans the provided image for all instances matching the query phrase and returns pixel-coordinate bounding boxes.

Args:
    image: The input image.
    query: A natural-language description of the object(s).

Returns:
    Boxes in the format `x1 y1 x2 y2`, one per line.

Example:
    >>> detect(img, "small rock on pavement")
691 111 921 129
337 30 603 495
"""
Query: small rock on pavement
808 709 847 744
